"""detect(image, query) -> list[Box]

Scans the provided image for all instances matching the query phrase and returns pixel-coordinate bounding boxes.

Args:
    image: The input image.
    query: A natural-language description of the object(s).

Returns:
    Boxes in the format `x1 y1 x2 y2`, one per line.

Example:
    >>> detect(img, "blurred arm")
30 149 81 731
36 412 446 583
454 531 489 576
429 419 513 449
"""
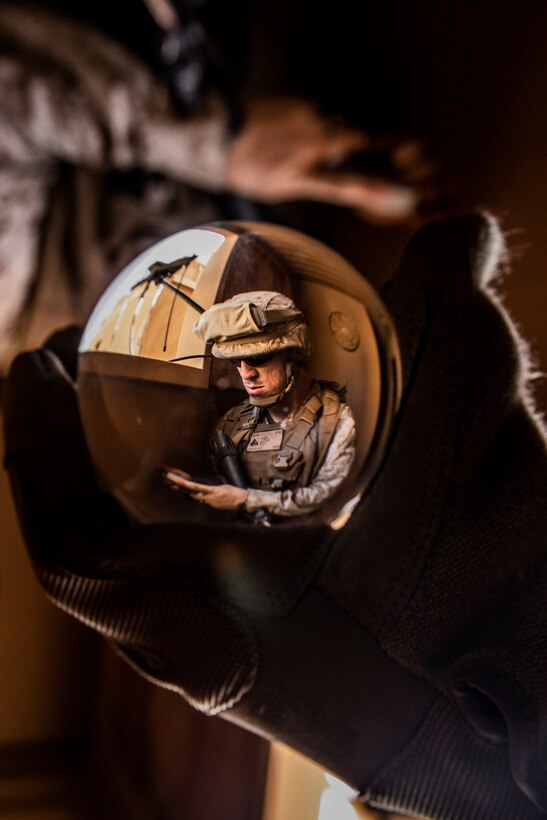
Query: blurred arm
0 4 228 189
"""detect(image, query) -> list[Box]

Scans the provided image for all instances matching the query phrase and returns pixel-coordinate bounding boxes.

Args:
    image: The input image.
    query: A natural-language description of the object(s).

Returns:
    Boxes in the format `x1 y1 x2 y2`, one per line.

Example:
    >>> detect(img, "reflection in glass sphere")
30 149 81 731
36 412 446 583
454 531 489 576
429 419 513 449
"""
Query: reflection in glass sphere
77 222 401 528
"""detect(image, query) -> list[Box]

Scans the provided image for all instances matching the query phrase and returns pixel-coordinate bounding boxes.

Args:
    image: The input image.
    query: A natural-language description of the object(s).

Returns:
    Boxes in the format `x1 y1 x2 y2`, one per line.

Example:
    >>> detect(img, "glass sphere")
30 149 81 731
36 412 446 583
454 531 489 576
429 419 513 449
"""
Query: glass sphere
77 222 401 528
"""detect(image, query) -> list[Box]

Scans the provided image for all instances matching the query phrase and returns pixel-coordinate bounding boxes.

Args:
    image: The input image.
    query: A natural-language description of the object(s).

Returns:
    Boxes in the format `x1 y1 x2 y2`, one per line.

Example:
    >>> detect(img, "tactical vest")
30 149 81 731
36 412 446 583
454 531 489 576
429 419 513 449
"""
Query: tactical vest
219 382 343 491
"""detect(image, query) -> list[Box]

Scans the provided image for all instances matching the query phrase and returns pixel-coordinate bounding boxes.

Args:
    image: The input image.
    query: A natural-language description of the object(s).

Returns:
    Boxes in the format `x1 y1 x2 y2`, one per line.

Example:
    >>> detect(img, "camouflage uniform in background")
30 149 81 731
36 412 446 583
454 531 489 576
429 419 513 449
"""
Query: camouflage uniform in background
0 3 227 369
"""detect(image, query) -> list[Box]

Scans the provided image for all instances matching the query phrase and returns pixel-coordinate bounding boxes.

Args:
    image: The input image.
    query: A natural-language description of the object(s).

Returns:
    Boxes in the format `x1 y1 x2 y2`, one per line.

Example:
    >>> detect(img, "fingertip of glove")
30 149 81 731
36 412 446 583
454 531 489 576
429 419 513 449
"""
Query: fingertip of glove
395 211 507 292
44 326 82 380
6 348 74 399
4 348 80 468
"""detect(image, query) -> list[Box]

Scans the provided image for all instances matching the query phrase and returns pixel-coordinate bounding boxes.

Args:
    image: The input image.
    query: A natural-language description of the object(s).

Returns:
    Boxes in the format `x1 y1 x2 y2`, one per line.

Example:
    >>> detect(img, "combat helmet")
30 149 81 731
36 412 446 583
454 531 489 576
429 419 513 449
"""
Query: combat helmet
193 291 312 406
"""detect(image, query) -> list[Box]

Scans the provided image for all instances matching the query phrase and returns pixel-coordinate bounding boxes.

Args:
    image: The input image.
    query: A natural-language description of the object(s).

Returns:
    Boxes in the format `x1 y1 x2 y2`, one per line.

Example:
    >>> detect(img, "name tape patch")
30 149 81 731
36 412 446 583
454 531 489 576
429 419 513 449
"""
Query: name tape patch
246 429 283 452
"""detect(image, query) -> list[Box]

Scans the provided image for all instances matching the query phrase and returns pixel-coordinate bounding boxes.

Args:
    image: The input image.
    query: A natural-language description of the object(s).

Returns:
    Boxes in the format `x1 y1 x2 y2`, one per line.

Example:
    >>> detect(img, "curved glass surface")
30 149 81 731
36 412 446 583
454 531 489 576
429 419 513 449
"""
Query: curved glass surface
78 222 401 528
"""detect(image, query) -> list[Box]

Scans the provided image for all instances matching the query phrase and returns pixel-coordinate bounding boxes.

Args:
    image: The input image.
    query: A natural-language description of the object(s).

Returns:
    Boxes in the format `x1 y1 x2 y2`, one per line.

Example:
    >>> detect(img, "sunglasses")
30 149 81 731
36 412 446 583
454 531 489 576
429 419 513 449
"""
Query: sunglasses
230 353 276 368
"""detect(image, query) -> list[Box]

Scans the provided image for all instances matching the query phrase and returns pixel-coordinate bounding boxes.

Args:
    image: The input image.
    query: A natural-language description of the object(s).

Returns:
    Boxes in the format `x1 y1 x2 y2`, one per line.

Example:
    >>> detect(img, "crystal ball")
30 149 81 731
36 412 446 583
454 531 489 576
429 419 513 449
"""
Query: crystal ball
77 222 401 528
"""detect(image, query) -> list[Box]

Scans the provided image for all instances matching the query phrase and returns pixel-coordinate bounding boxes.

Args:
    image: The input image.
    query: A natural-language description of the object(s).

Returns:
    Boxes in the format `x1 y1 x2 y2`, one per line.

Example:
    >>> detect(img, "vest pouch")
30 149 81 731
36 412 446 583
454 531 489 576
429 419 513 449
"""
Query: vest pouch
268 449 304 489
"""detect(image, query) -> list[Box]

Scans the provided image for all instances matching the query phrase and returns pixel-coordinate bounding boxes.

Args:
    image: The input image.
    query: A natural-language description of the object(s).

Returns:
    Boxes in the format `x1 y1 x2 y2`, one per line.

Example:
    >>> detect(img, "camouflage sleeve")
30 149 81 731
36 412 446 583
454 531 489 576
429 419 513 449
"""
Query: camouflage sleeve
0 5 229 368
0 5 228 189
244 404 356 517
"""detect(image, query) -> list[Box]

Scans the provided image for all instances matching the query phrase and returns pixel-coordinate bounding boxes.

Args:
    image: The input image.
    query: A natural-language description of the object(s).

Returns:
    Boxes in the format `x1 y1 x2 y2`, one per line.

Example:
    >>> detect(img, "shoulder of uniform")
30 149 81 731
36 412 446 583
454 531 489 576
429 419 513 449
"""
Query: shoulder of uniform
220 397 253 425
317 380 344 413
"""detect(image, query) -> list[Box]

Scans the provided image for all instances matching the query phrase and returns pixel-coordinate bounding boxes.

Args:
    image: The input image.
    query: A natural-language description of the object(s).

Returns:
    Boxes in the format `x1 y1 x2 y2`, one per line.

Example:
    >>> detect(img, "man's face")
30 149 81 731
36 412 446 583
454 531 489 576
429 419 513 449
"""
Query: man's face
235 352 288 400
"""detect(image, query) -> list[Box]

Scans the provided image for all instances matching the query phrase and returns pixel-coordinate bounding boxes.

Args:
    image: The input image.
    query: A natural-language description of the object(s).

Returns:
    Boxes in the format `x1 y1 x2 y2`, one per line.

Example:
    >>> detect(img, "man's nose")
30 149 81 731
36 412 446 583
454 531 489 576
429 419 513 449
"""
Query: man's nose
238 362 258 379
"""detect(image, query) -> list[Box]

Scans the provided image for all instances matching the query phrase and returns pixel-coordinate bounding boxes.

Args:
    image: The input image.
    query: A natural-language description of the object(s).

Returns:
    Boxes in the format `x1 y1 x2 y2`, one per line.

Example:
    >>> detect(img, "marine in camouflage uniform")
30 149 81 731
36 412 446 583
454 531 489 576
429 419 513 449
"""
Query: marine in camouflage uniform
172 290 357 517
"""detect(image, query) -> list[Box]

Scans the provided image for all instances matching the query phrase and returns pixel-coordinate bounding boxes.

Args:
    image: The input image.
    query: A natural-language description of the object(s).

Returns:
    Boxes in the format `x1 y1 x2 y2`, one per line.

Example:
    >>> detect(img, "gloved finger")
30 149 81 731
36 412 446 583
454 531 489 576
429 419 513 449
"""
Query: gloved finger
3 347 127 569
319 212 547 813
321 213 504 633
43 325 82 380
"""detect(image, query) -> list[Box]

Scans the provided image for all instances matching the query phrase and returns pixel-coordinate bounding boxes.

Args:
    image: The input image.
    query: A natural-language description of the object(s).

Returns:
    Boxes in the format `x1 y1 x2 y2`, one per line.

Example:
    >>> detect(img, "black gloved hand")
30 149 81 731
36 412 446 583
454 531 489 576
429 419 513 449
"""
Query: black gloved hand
4 215 547 819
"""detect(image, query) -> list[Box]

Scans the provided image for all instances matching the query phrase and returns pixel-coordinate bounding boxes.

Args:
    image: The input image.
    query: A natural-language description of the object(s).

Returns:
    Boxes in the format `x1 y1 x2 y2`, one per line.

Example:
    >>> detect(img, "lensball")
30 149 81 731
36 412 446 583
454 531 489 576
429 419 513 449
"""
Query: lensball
77 222 401 528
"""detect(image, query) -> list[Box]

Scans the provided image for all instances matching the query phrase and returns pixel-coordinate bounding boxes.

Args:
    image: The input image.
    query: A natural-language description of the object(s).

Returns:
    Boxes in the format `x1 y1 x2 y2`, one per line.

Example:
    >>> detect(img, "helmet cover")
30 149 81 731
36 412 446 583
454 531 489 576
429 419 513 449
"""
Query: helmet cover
193 291 312 360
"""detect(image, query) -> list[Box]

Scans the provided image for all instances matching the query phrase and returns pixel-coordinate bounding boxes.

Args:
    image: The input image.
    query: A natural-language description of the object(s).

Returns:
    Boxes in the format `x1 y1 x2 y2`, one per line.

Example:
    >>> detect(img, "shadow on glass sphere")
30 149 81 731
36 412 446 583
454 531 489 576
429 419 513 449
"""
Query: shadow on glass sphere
78 222 401 528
